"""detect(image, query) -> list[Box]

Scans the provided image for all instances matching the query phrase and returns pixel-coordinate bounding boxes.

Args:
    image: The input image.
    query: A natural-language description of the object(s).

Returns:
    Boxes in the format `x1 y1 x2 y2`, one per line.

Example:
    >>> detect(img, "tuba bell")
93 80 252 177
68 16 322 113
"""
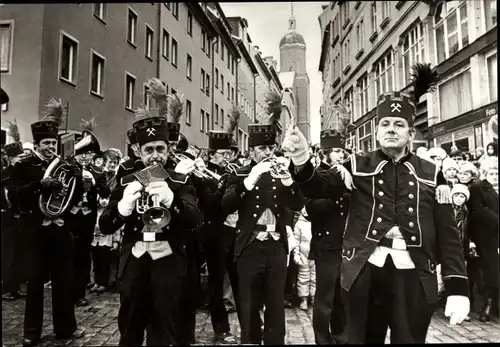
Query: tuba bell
38 130 100 219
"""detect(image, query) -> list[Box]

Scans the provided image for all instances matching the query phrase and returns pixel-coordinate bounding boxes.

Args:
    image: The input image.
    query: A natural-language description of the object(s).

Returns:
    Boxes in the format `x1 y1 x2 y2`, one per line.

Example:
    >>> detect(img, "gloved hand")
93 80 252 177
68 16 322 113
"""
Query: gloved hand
145 181 174 208
445 295 470 325
286 225 297 252
40 177 63 192
194 157 206 172
175 158 195 175
82 169 96 186
117 181 143 217
69 165 83 179
293 253 304 266
111 241 119 251
281 127 310 166
243 160 272 190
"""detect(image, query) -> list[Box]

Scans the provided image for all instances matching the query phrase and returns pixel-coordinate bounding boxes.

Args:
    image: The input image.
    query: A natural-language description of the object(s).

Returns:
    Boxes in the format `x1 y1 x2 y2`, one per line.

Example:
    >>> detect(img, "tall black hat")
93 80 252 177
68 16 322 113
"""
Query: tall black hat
31 97 64 142
132 105 169 147
127 128 137 145
376 63 439 126
321 102 351 150
208 131 233 150
1 88 9 105
248 89 282 147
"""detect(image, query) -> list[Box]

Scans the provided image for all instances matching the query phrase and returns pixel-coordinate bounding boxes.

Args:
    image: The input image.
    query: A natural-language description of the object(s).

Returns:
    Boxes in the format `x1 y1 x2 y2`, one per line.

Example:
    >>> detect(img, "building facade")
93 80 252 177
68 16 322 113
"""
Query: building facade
318 0 497 153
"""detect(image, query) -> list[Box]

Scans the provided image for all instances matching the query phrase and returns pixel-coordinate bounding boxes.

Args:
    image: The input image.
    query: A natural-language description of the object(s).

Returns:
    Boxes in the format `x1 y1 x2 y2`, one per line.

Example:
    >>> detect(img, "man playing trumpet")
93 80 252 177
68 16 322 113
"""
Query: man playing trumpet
98 107 202 346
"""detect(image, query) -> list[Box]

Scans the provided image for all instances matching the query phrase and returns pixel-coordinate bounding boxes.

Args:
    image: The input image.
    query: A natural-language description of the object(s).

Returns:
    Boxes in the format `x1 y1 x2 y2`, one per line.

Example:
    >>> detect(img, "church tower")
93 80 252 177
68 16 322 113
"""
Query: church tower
279 3 310 141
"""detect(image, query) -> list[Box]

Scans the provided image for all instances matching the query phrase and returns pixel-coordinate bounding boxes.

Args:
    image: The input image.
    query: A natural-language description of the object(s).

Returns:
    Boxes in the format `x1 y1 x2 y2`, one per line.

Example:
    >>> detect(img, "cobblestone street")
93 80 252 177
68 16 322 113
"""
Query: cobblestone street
2 289 500 345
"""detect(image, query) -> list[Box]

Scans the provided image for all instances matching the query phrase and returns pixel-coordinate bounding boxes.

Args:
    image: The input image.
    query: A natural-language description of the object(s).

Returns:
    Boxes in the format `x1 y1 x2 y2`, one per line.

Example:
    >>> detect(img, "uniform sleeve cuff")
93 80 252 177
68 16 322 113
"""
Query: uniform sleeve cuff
444 276 469 297
290 160 315 183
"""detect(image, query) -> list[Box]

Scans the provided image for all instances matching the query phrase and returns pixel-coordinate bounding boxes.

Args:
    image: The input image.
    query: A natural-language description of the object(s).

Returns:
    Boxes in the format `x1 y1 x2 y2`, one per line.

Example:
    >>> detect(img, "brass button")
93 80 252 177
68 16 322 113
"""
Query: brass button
134 227 138 231
272 179 276 182
408 207 414 213
340 205 343 208
372 230 377 235
273 195 277 199
379 204 383 209
340 197 343 201
378 191 384 196
411 236 416 241
378 180 384 184
409 222 414 227
336 200 339 204
255 186 259 190
256 196 260 200
326 231 330 235
256 205 259 209
274 204 278 208
347 250 351 255
409 194 414 199
253 214 257 217
272 186 276 190
318 232 322 236
377 217 382 223
340 212 344 216
409 181 415 186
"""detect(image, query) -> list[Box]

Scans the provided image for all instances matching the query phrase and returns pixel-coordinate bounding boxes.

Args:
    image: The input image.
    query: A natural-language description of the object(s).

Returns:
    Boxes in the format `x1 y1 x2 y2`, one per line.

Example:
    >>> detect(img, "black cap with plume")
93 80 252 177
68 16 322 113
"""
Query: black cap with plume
31 97 65 142
248 89 283 147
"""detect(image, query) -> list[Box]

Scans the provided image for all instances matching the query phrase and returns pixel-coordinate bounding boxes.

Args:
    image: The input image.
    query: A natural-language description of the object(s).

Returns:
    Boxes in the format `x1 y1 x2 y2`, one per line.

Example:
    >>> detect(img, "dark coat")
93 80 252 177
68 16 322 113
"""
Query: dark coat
466 180 499 287
221 161 304 260
291 149 469 304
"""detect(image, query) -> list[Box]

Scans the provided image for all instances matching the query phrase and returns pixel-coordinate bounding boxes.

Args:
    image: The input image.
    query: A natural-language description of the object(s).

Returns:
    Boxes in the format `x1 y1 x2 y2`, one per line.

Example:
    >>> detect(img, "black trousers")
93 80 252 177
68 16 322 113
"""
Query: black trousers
118 252 184 346
91 245 112 286
1 211 23 294
237 238 287 345
71 211 97 300
344 256 435 344
24 223 77 340
313 250 346 345
204 224 240 335
284 258 298 304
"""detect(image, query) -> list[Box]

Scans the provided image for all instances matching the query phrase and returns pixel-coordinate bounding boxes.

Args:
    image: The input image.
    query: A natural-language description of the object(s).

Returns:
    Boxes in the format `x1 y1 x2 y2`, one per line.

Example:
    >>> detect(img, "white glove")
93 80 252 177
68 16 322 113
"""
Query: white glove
293 253 304 266
281 177 294 187
145 181 174 208
445 295 470 325
83 169 96 186
469 241 476 249
175 158 195 175
194 157 206 172
243 161 273 190
286 225 297 251
281 127 310 166
117 181 143 217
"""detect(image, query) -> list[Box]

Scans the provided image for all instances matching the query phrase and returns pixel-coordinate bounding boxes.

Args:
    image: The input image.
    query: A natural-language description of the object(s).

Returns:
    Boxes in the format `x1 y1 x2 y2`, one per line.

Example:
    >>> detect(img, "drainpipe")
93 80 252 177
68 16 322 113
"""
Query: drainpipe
235 57 241 147
212 37 218 130
253 73 258 123
156 3 161 78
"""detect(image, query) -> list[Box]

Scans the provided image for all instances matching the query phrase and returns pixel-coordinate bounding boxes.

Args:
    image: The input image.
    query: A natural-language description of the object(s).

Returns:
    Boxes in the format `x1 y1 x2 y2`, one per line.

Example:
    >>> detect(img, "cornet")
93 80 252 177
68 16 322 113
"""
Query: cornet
170 152 222 181
261 156 291 179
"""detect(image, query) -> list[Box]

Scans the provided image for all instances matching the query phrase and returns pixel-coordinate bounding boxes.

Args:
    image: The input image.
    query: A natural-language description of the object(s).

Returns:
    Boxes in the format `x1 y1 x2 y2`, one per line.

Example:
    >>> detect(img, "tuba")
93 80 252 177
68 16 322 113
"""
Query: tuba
38 130 100 219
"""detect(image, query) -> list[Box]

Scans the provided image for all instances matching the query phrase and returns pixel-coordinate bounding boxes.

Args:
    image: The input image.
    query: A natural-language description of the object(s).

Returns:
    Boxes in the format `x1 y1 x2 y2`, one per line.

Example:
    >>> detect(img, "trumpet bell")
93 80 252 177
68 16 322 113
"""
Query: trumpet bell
143 206 171 229
75 130 100 156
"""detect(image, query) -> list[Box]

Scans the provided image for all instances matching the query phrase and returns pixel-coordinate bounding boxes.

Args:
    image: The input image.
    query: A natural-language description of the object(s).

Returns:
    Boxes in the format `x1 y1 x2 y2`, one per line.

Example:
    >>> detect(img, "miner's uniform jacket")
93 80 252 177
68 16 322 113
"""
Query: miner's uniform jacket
291 149 469 304
222 161 304 260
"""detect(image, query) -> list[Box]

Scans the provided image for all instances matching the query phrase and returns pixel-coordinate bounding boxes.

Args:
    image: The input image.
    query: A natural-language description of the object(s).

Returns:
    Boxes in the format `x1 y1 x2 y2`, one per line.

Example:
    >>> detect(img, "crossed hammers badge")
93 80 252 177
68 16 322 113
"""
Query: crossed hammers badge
146 127 156 136
390 102 402 113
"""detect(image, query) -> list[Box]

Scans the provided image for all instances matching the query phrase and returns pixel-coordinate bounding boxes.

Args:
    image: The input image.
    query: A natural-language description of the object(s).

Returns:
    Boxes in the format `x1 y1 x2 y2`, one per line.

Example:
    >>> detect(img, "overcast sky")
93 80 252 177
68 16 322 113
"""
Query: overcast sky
220 2 325 144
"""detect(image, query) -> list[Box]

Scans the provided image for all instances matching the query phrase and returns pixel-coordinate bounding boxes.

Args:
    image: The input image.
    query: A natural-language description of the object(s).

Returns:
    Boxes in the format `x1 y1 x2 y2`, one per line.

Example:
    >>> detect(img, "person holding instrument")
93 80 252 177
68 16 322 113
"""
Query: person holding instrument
98 104 201 346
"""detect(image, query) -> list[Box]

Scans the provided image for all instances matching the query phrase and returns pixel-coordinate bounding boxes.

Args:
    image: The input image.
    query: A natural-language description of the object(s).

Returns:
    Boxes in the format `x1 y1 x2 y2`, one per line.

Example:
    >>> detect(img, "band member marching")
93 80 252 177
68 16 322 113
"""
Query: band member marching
222 89 304 344
98 103 202 346
283 63 470 343
10 98 85 346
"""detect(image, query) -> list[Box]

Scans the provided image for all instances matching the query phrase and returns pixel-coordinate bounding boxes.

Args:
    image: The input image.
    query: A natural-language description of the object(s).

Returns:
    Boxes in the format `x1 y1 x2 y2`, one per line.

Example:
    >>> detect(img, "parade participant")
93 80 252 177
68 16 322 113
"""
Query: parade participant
1 120 27 301
306 121 349 344
99 102 202 346
427 146 447 169
222 89 304 345
10 98 85 346
442 157 459 187
283 63 470 343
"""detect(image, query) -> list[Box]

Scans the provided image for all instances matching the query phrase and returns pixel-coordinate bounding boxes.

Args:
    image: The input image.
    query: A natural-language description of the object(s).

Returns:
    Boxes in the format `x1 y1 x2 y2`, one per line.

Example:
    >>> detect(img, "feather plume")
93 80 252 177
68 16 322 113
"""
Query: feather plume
43 97 66 126
6 119 20 143
264 89 283 125
79 117 98 132
146 78 169 117
227 103 242 134
133 104 152 120
167 93 184 123
409 63 439 103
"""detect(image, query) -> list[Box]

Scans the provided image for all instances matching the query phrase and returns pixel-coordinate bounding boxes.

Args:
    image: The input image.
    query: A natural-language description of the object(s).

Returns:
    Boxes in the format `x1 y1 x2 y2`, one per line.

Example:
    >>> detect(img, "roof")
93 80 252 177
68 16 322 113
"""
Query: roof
278 71 296 89
279 31 306 47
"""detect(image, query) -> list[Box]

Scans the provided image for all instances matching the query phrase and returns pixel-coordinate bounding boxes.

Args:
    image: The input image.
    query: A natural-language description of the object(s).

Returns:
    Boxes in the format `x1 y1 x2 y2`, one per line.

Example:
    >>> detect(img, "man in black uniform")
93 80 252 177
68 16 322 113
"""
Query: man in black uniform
99 113 202 346
283 64 470 343
10 98 85 347
307 130 348 344
222 101 304 344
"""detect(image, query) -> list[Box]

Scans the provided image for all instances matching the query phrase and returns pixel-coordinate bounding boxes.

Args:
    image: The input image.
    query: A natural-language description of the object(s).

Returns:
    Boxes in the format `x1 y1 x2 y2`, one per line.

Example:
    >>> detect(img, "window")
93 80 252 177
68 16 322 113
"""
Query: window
206 74 210 96
127 8 137 45
187 11 193 36
60 33 78 84
332 54 340 82
206 112 210 132
344 88 354 122
171 38 178 67
221 75 225 94
356 20 364 52
434 1 469 64
215 68 219 88
231 57 235 75
0 22 13 73
215 39 219 53
484 0 497 32
162 30 170 59
215 104 219 125
93 3 107 21
371 3 378 33
125 73 136 110
201 68 205 91
381 1 390 20
375 50 395 96
90 51 105 96
346 131 356 151
221 42 225 60
358 74 369 117
227 50 230 69
486 53 497 102
164 3 170 10
200 109 205 132
144 85 150 109
227 82 230 100
186 54 192 80
231 87 234 102
332 14 339 39
186 99 192 124
206 36 211 58
201 29 206 52
172 2 179 19
401 22 425 86
342 2 350 25
343 39 350 69
220 108 224 127
145 26 154 59
438 68 472 122
358 121 373 153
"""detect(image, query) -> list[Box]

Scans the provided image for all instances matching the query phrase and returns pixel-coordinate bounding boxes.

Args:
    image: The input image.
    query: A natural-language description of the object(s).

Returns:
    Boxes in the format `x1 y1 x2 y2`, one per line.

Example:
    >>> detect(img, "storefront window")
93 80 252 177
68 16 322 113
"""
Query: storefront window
357 121 372 154
487 53 497 102
438 68 472 122
475 125 484 149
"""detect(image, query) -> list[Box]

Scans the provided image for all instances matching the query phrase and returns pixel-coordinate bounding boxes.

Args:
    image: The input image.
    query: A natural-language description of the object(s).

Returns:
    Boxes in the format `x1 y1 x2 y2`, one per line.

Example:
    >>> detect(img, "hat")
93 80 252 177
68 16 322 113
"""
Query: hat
442 157 458 173
127 128 137 145
32 97 64 142
321 102 351 150
450 149 463 159
377 63 439 126
1 129 6 147
428 147 447 160
480 156 498 179
451 184 470 201
177 133 189 152
208 130 233 150
320 130 345 149
459 161 478 176
249 89 282 147
4 119 23 157
133 116 169 147
227 104 241 151
1 88 9 105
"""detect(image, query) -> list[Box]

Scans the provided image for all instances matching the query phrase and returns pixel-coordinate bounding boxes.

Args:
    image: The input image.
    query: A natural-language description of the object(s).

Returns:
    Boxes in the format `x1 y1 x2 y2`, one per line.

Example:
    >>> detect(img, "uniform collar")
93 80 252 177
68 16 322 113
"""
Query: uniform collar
378 146 411 163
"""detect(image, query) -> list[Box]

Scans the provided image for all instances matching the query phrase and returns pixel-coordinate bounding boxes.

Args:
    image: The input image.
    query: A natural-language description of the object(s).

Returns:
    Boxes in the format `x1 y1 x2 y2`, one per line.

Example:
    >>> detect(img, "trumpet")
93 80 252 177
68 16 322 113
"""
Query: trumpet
261 156 291 179
170 152 222 181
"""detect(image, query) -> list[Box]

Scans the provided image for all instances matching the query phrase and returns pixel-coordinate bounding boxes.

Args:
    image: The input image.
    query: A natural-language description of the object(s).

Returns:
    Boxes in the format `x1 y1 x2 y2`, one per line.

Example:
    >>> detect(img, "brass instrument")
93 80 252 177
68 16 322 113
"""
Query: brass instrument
38 130 100 219
171 152 222 181
261 156 291 179
133 164 172 229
